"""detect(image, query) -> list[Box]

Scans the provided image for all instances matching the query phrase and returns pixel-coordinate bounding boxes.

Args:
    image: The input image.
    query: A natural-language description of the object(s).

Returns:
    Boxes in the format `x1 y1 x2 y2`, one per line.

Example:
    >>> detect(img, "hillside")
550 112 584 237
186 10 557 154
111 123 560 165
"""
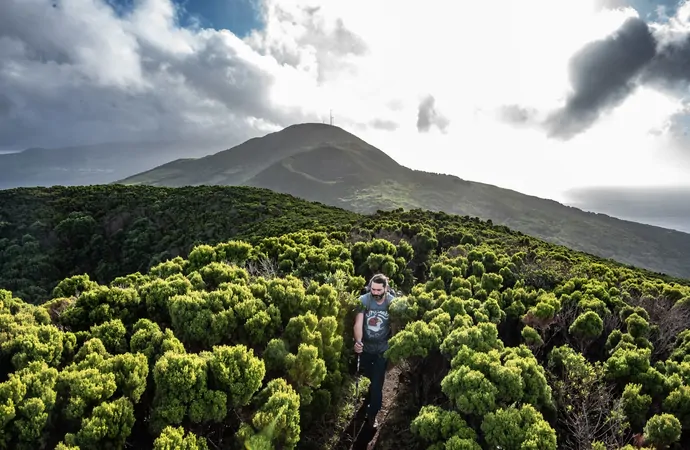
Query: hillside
118 123 690 279
0 140 219 190
121 124 402 188
2 184 690 449
0 185 360 304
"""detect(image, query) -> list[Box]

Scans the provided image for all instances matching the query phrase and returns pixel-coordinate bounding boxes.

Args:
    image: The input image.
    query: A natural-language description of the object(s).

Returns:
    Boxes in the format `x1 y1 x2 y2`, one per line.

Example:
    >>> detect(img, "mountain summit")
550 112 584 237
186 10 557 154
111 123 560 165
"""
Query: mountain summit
121 123 403 190
119 123 690 279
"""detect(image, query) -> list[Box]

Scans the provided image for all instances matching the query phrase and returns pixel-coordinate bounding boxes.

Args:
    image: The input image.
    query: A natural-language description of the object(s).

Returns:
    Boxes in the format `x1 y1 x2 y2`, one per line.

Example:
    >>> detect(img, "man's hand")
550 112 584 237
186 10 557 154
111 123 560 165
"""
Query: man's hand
354 341 363 353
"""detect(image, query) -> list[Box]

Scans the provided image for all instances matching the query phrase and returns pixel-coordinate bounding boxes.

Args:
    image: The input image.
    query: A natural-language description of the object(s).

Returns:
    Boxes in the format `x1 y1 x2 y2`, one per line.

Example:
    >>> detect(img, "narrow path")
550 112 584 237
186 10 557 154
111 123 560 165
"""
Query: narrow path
348 363 403 450
331 360 404 450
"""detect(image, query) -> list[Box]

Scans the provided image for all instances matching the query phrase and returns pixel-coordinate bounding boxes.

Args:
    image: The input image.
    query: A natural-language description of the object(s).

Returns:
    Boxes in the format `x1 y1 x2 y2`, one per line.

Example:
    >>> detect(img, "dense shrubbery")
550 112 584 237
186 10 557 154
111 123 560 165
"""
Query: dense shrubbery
0 185 360 304
2 185 690 449
0 245 359 448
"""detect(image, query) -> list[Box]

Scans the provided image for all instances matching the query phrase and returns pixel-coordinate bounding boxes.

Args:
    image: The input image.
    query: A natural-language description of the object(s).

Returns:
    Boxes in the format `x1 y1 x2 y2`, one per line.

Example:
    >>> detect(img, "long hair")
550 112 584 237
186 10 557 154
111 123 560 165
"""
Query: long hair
367 273 389 291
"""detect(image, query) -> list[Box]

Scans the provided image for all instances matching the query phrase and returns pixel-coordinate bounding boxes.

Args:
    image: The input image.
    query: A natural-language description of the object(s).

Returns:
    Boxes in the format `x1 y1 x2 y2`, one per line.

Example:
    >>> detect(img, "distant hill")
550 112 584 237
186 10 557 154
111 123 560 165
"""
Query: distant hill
0 140 220 190
118 123 690 279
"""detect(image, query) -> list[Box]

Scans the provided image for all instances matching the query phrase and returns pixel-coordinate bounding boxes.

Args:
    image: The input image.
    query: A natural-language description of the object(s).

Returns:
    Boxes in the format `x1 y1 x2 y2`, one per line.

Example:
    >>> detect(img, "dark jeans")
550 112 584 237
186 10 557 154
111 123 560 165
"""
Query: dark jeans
359 351 388 419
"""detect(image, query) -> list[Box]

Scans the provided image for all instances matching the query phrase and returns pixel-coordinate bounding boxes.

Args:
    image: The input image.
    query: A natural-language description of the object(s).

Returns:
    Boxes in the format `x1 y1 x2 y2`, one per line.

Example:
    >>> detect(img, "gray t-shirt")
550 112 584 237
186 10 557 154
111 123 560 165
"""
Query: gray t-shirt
358 292 394 354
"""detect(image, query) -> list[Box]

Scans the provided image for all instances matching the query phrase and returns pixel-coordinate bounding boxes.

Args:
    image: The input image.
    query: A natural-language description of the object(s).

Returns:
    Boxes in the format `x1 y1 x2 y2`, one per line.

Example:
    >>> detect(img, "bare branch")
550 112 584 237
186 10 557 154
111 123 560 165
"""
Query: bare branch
549 365 631 450
628 295 690 361
245 257 279 279
373 229 404 245
603 311 621 337
554 301 580 333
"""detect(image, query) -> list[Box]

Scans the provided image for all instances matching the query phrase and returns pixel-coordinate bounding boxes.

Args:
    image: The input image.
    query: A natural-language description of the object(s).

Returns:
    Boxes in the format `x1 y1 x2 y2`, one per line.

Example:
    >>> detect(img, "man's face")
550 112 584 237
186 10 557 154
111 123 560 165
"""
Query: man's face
370 282 385 300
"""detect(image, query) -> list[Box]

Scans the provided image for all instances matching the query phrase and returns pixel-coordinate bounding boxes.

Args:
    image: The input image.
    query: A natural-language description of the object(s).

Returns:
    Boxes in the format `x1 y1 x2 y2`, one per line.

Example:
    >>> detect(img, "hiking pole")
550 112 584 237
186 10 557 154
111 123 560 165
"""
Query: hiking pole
353 352 360 443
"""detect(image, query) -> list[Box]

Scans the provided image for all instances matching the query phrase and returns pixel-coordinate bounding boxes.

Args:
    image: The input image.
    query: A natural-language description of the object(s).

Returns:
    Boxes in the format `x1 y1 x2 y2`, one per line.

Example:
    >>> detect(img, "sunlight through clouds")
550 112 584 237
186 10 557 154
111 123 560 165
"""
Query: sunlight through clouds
1 0 690 202
246 0 689 200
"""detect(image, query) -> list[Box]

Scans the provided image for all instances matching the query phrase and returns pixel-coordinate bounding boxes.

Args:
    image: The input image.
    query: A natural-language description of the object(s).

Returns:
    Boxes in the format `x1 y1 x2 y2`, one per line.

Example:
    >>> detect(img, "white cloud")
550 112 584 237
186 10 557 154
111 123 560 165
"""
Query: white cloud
1 0 690 204
0 0 316 149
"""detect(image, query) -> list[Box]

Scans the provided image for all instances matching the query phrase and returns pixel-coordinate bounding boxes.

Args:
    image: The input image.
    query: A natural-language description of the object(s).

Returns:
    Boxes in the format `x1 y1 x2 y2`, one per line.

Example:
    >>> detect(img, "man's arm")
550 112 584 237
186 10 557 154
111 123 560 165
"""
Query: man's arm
354 294 368 352
354 312 363 342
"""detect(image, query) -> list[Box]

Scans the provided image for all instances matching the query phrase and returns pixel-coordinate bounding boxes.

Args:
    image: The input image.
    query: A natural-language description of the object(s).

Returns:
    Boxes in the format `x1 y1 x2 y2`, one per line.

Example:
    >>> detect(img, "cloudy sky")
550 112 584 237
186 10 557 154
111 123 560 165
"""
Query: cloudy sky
2 0 690 230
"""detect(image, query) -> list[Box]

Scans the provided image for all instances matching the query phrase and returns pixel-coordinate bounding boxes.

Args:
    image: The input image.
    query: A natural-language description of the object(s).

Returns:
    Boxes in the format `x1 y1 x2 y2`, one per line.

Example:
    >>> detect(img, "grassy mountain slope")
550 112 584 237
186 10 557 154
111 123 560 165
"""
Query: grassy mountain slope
2 184 690 449
123 124 398 187
119 123 690 279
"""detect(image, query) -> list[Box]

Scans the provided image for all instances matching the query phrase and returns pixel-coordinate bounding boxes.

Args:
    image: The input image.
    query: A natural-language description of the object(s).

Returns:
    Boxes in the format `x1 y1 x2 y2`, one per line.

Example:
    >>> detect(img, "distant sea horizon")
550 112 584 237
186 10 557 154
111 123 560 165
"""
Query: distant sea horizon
0 150 21 154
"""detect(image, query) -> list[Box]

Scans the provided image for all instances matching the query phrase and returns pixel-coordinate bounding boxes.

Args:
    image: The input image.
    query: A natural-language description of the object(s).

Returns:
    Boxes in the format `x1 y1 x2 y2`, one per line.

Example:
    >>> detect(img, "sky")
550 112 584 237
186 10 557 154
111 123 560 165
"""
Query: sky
104 0 263 37
2 0 690 230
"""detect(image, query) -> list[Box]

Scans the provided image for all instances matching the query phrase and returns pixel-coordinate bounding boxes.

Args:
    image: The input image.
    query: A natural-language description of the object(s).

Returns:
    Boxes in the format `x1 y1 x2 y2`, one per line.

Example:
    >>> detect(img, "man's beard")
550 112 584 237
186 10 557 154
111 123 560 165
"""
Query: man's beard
372 293 384 300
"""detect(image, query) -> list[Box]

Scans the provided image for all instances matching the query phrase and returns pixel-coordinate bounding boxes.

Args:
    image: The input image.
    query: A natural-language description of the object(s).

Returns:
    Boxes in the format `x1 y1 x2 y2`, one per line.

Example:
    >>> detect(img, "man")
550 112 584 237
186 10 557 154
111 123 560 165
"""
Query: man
353 273 395 428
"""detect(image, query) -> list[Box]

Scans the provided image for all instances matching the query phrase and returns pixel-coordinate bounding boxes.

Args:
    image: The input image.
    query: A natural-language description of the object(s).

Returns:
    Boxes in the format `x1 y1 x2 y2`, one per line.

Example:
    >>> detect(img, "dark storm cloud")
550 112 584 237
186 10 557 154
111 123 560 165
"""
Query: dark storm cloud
417 95 450 133
0 94 12 116
498 8 690 141
544 17 657 140
641 36 690 92
136 34 282 122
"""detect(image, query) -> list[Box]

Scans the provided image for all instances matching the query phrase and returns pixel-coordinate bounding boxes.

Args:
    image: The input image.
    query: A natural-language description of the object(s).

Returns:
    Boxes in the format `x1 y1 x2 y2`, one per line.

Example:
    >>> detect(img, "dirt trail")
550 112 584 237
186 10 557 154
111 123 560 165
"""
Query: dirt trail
334 362 404 450
365 363 403 449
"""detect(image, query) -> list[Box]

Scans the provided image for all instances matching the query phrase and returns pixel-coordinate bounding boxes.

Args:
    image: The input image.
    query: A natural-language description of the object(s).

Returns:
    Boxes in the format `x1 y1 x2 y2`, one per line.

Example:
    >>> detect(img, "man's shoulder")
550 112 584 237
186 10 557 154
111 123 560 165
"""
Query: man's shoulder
356 293 370 312
356 293 394 311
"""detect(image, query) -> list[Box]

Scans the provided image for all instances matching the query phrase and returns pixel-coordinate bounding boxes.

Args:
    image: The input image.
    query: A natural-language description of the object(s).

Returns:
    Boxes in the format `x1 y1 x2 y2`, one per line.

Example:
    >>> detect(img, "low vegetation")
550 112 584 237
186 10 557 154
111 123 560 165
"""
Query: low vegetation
2 185 690 449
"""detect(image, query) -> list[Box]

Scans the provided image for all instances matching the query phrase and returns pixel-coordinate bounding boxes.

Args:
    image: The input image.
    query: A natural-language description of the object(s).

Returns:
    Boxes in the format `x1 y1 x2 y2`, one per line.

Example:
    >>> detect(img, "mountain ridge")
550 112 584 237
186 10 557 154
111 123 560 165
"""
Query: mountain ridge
118 122 690 279
122 123 402 188
0 139 222 190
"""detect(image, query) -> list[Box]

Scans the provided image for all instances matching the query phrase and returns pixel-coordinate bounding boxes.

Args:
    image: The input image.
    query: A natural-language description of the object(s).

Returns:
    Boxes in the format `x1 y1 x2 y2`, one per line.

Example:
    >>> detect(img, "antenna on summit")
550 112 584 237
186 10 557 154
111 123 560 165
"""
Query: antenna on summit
329 109 334 125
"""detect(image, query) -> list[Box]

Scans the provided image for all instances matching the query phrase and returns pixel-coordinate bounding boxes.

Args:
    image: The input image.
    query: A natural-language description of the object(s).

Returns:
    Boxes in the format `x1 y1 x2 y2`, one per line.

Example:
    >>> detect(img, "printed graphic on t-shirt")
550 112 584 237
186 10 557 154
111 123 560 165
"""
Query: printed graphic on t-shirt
365 310 389 340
